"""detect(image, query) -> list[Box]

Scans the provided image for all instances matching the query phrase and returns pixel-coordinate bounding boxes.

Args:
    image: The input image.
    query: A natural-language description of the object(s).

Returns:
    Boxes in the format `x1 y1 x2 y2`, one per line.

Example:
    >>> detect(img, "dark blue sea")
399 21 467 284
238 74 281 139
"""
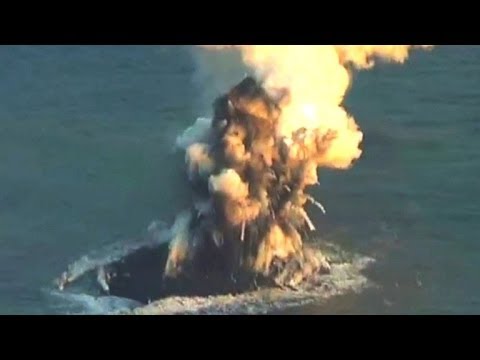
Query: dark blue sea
1 45 478 314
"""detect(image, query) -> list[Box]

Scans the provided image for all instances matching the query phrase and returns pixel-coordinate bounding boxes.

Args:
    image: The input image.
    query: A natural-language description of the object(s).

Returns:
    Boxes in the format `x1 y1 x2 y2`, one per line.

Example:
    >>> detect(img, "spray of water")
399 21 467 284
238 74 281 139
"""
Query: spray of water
164 45 433 289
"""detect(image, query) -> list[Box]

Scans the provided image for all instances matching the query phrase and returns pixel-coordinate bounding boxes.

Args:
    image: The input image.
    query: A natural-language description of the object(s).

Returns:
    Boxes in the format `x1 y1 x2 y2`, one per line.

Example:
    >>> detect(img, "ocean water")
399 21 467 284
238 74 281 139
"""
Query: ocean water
0 45 478 315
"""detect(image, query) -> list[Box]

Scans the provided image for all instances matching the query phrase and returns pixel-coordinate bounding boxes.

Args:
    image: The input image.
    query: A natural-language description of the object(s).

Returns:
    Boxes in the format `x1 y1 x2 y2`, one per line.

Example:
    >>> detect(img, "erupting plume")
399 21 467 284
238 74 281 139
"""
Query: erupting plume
166 45 433 290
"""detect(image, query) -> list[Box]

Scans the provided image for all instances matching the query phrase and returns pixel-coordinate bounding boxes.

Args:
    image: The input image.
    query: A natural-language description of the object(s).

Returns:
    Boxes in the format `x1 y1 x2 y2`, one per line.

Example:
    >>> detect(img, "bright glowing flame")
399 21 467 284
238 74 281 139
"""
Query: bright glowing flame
201 45 433 169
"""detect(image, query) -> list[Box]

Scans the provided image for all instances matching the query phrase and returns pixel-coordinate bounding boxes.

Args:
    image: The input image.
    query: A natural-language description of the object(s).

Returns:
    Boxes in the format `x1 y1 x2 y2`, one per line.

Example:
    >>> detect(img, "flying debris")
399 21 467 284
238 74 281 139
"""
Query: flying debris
54 46 435 306
165 76 332 289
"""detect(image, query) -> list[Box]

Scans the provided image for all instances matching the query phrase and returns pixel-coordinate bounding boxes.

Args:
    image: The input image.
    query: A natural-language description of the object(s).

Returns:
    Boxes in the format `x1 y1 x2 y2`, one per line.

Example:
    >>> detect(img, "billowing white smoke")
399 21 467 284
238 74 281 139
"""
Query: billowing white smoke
200 45 433 169
164 45 434 288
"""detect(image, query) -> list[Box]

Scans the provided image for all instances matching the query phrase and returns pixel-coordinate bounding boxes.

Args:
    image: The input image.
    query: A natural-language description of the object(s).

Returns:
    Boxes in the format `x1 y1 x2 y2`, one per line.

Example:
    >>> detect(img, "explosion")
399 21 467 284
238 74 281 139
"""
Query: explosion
53 45 436 307
165 45 434 290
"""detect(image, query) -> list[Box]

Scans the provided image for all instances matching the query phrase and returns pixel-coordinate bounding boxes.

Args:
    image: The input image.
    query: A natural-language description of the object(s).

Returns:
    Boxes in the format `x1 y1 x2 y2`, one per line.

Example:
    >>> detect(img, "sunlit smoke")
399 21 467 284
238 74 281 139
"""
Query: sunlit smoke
164 45 434 289
201 45 433 169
